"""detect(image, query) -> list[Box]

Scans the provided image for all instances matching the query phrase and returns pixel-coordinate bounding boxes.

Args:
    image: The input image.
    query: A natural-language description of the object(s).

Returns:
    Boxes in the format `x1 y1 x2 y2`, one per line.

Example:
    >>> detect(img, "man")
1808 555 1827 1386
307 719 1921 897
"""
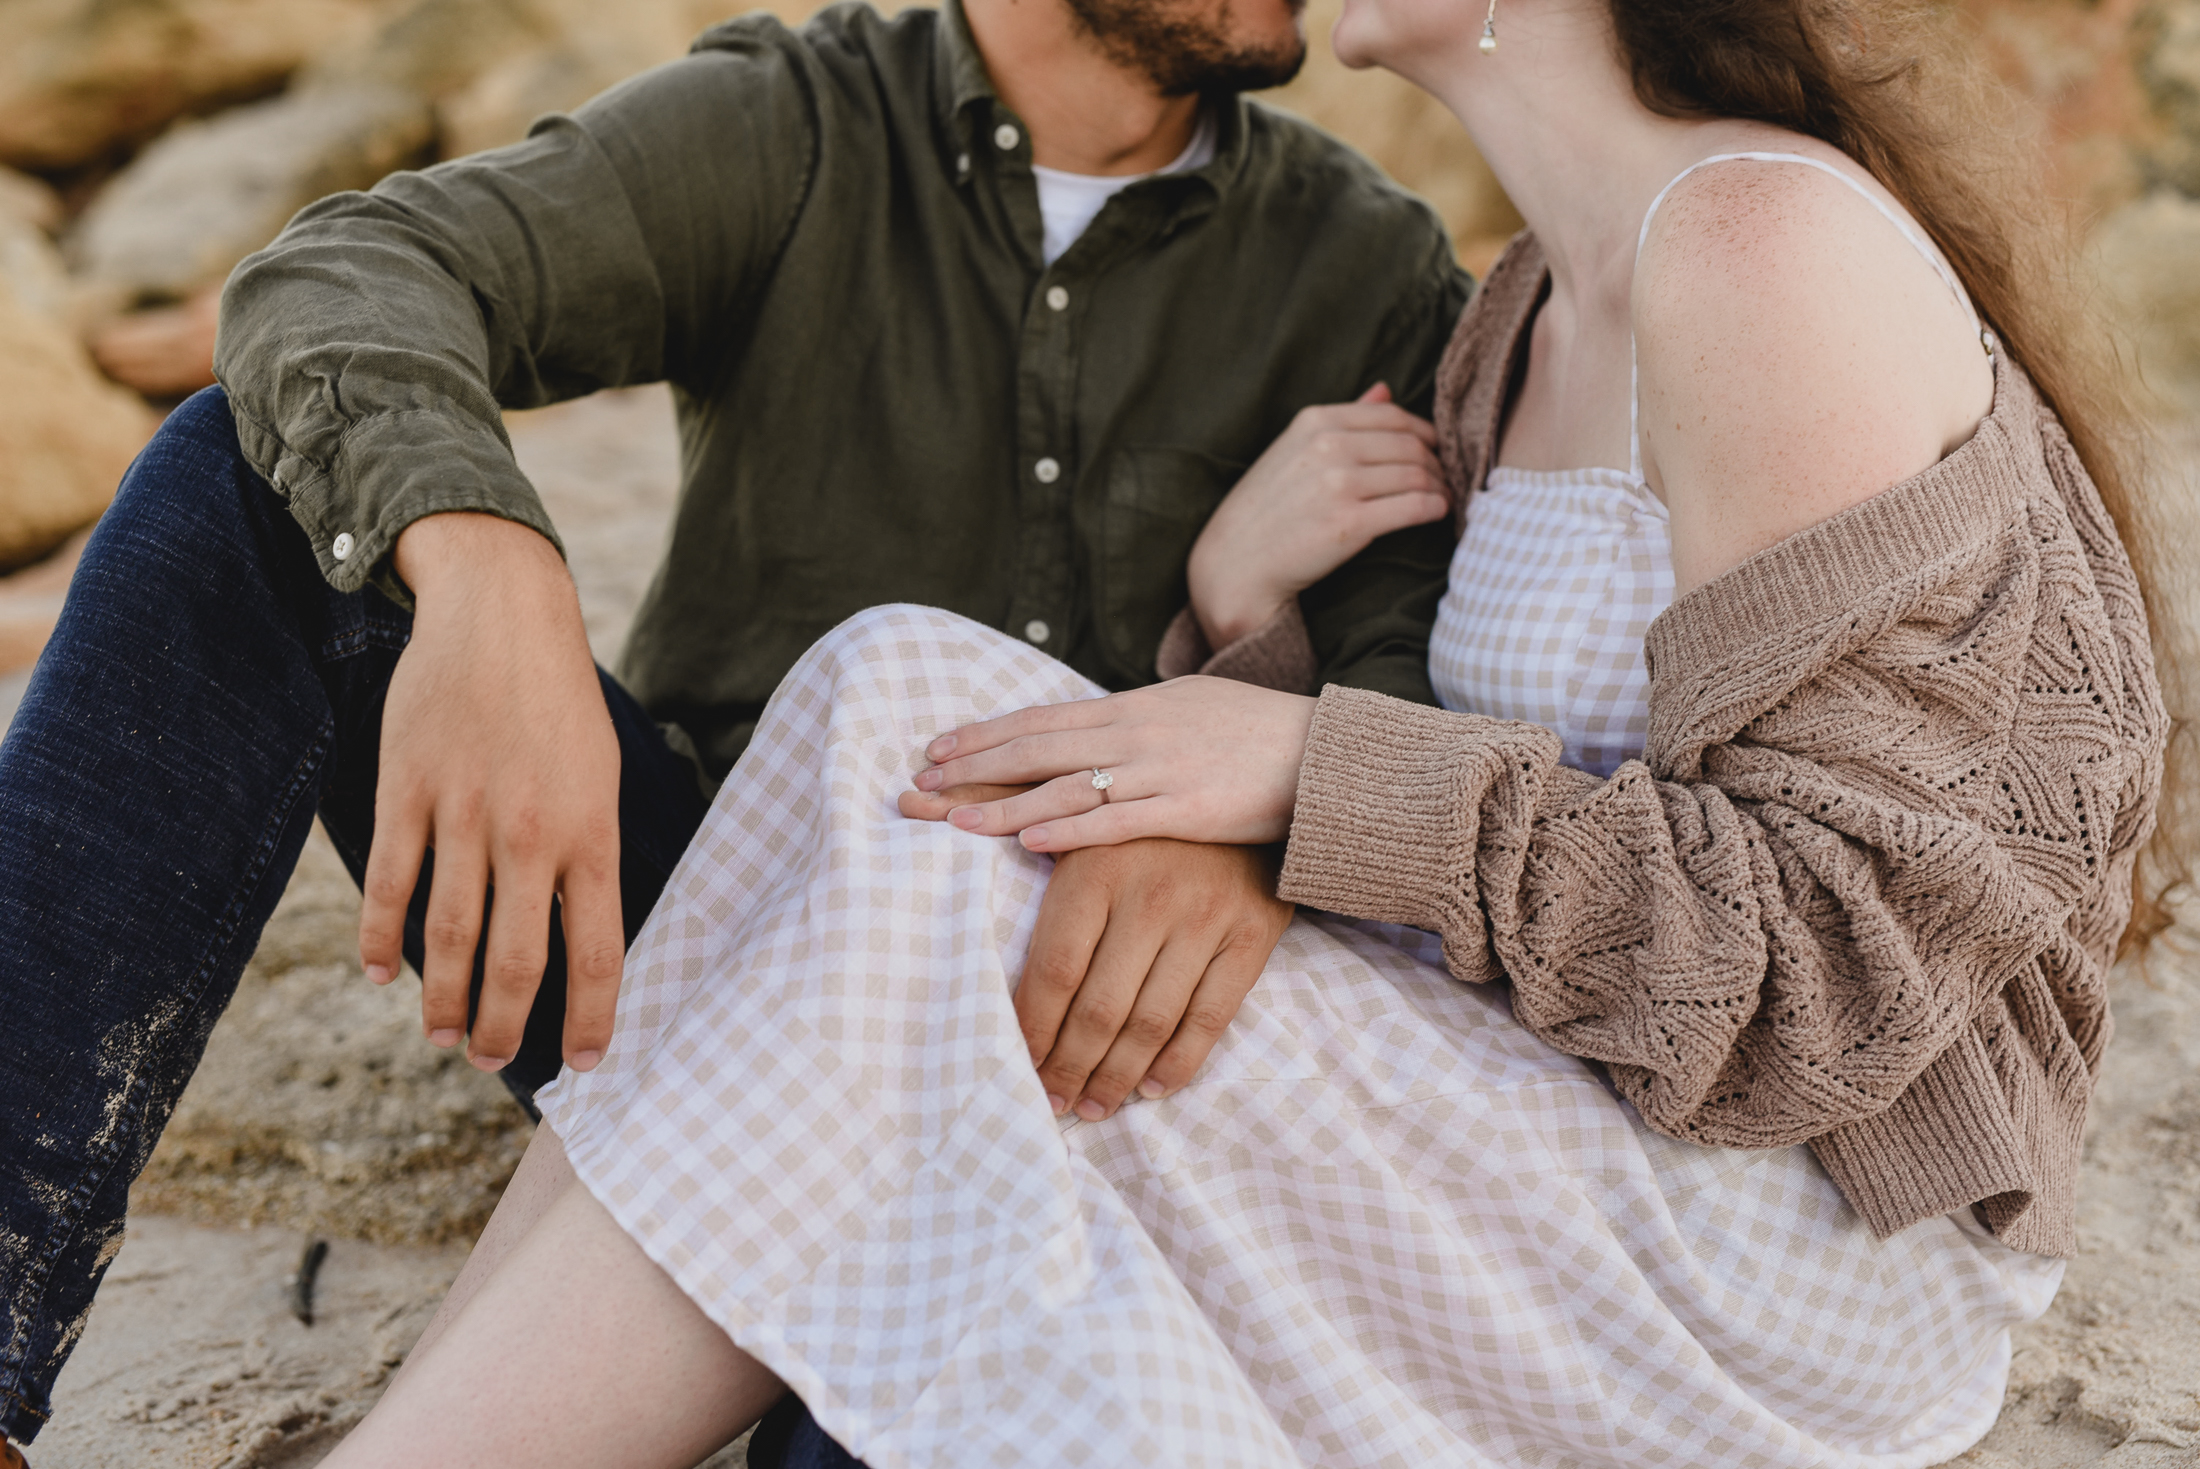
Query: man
0 0 1466 1449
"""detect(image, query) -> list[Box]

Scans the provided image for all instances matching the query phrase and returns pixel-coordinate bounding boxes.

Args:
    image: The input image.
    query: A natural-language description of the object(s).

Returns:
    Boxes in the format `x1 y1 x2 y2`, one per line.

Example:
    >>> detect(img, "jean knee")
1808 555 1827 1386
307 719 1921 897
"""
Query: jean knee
96 387 266 551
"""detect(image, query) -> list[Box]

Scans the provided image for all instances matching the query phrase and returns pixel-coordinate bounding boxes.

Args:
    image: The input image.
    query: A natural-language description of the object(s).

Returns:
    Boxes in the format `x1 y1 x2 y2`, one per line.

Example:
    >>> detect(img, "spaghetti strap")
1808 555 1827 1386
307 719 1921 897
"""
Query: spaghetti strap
1626 150 1990 482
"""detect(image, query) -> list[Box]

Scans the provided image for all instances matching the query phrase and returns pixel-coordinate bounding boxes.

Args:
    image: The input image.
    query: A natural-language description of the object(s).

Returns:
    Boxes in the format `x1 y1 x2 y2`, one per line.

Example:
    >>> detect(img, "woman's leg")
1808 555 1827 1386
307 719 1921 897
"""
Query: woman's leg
388 1123 578 1382
323 1127 784 1469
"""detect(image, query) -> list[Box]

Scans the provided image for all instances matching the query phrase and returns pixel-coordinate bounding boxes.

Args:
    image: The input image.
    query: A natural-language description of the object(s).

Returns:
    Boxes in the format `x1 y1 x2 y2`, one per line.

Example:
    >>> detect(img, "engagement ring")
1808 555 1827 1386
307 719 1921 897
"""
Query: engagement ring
1090 768 1114 800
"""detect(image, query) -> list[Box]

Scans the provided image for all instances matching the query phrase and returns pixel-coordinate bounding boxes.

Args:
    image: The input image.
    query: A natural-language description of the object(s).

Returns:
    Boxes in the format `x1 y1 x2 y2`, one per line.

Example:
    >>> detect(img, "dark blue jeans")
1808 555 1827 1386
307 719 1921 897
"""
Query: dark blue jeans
1 389 867 1466
0 388 726 1442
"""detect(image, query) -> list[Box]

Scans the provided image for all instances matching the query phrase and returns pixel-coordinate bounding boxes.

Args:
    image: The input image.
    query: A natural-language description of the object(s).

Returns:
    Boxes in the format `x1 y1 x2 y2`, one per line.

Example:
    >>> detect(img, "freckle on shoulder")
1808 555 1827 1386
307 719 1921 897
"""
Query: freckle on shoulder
1634 161 1872 329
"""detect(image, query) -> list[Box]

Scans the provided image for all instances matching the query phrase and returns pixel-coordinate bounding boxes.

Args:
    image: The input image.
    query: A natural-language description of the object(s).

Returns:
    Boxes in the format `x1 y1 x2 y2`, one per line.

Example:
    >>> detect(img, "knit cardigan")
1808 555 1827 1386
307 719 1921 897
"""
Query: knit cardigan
1169 234 2166 1257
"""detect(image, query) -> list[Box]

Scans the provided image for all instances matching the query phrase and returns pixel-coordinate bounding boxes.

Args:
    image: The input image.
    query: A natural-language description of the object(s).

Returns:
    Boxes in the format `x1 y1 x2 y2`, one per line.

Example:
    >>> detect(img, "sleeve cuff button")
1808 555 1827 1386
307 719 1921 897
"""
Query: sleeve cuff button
331 532 355 562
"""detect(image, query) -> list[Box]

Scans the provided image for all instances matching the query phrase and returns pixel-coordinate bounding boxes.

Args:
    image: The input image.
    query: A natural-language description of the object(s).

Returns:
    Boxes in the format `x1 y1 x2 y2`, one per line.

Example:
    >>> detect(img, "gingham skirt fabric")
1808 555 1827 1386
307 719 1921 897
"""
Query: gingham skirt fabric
1427 466 1677 778
534 605 2061 1469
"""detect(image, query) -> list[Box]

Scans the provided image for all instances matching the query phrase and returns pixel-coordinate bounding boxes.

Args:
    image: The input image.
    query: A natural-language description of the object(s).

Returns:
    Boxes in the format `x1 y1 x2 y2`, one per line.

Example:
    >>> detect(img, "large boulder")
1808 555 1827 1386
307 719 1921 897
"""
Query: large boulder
0 0 404 173
2140 0 2200 195
435 0 703 158
0 165 61 232
0 170 69 323
67 82 434 311
314 0 585 107
0 218 155 573
2092 188 2200 408
63 0 702 318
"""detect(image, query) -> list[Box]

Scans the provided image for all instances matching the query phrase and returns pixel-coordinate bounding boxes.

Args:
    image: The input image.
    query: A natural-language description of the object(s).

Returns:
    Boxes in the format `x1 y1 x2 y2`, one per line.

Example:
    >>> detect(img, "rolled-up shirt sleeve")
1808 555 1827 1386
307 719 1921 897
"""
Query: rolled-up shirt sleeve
214 28 818 601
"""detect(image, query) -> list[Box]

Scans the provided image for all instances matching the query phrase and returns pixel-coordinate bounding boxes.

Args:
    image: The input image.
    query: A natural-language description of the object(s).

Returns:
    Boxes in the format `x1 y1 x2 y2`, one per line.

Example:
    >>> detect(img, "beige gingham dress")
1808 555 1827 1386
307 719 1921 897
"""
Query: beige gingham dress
538 604 2060 1469
534 156 2061 1469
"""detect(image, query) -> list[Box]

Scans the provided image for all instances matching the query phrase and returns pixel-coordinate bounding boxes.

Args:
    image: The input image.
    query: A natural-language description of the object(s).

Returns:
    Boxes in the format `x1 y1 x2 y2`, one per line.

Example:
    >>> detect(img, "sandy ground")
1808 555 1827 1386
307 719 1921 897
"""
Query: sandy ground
15 386 2200 1467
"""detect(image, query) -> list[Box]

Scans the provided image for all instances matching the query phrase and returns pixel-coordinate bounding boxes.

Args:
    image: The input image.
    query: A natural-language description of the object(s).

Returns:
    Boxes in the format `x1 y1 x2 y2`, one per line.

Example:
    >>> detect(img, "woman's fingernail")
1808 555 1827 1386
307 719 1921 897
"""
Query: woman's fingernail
365 963 393 986
469 1053 510 1073
1137 1078 1166 1099
571 1049 603 1072
928 735 957 760
1075 1097 1107 1121
1047 1093 1069 1116
428 1028 462 1048
1020 827 1049 848
950 806 984 830
914 768 943 791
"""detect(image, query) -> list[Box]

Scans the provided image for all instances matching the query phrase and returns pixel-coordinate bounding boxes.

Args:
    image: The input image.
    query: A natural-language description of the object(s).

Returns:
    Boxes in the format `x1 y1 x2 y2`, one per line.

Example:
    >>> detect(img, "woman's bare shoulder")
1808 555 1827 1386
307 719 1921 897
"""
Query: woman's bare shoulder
1630 156 1993 592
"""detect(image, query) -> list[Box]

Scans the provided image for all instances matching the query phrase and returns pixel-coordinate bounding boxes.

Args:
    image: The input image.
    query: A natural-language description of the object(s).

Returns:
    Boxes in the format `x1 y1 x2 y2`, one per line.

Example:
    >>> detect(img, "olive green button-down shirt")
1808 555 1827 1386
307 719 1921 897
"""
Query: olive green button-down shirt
216 0 1470 781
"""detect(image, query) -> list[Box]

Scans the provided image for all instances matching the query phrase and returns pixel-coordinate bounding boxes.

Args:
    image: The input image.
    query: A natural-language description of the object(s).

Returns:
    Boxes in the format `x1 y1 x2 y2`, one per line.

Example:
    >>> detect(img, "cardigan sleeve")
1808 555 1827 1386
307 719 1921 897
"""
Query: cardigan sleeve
1278 467 2162 1157
1153 602 1318 691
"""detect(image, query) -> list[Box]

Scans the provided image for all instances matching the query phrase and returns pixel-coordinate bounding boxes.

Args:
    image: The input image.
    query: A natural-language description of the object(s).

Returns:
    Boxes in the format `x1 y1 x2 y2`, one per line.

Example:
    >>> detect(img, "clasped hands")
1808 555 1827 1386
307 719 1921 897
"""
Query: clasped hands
896 676 1317 1121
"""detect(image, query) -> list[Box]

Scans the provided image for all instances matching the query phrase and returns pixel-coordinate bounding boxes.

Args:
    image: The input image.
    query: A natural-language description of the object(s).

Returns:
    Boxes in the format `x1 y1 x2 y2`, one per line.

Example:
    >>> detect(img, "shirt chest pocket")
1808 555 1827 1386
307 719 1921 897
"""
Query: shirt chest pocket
1084 444 1247 684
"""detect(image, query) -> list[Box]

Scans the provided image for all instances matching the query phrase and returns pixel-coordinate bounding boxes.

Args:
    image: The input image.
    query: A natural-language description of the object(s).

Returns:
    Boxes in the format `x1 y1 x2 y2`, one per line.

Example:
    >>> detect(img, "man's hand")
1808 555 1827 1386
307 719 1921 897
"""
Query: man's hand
900 785 1293 1120
1018 841 1290 1119
1185 382 1447 649
359 512 623 1074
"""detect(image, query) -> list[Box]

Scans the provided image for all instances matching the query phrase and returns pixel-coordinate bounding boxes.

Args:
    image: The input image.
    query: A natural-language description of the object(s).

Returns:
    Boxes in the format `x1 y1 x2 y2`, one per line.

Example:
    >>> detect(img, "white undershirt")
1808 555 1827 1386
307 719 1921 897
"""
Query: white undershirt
1030 109 1218 266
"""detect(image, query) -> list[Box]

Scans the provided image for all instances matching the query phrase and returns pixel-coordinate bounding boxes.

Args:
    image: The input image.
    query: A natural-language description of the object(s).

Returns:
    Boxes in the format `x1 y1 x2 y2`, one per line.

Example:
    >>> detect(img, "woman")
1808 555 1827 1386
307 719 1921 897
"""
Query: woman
323 2 2172 1466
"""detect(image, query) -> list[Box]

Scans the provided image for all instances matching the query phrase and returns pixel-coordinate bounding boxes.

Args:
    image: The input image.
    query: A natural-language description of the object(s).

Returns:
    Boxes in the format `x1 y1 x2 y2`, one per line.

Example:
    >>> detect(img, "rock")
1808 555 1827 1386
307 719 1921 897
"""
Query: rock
0 166 61 232
61 0 703 312
0 268 156 574
2092 188 2200 407
0 0 405 174
309 0 583 107
2140 0 2200 195
434 1 701 158
0 527 86 677
0 201 71 325
67 81 434 309
85 284 223 398
1961 0 2156 218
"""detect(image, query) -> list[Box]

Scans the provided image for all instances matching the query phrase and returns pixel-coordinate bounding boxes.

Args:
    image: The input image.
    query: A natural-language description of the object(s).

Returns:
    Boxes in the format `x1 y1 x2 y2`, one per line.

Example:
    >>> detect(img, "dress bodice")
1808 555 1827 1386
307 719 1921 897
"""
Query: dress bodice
1427 465 1674 777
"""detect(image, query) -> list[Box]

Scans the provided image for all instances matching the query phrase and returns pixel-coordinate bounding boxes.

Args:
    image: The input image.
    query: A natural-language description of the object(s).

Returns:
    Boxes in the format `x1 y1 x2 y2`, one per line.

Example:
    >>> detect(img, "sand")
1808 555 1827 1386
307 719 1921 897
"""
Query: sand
17 386 2200 1467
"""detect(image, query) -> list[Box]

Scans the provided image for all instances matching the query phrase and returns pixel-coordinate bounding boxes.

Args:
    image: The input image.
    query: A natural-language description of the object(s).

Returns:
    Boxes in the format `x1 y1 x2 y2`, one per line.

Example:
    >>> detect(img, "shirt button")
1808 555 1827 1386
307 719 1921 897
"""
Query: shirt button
994 122 1020 152
956 151 970 175
1023 619 1051 645
1033 456 1061 484
1045 285 1069 311
331 532 355 561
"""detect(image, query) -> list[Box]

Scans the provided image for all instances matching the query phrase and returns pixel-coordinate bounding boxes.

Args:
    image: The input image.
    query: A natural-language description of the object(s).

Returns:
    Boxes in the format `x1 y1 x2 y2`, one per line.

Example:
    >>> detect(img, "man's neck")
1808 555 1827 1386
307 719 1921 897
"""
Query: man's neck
963 0 1202 176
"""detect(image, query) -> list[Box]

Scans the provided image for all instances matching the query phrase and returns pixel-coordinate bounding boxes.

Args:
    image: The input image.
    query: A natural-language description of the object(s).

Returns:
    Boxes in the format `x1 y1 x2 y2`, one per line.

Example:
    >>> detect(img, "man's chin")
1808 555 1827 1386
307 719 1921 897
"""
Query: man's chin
1170 36 1307 96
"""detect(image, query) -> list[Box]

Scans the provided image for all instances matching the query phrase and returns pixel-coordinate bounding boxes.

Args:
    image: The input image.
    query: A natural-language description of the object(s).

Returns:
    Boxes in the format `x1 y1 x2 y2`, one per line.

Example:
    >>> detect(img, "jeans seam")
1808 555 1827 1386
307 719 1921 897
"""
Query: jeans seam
0 729 332 1428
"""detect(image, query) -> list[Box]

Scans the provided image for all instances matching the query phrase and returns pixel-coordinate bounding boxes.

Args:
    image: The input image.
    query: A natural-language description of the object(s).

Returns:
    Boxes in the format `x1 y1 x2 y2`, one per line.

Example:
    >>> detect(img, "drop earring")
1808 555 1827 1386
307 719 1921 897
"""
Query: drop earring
1479 0 1498 53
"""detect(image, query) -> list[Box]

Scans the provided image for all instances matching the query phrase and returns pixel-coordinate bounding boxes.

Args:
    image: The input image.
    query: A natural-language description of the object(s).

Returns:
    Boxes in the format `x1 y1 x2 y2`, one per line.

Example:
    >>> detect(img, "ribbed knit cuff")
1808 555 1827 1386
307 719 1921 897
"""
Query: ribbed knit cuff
1280 685 1550 985
1153 601 1319 693
1811 1027 2064 1253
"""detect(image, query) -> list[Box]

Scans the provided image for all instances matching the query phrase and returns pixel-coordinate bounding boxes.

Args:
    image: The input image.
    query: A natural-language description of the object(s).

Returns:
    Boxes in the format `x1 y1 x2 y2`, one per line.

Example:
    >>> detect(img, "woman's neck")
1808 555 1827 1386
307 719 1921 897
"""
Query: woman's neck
1368 1 1731 319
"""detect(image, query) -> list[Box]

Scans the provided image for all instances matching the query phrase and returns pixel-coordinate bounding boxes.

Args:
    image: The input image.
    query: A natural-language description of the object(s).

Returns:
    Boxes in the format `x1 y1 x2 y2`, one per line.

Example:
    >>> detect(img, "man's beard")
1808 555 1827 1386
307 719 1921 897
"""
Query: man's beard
1061 0 1307 96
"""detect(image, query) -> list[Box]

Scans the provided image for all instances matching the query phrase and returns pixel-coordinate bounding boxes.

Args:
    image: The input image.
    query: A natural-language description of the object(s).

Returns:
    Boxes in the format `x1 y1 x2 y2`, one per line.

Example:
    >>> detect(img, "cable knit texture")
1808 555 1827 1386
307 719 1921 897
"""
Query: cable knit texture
1277 234 2165 1256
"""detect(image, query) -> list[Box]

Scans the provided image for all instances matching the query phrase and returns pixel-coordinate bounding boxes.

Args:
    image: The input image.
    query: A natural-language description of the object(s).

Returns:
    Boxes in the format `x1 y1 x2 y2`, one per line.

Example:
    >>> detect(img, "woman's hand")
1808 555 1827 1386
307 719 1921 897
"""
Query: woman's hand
1186 383 1448 649
902 677 1318 852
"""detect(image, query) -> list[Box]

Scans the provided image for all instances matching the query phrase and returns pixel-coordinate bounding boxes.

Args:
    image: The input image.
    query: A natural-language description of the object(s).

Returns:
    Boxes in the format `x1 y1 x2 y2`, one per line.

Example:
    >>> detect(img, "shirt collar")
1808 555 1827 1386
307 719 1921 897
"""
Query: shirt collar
935 0 1000 129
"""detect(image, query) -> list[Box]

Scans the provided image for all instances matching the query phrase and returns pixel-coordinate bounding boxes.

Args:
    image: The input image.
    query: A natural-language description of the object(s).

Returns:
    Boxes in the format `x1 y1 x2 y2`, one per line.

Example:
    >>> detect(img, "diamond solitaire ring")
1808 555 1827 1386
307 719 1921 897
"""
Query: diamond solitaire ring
1090 768 1114 800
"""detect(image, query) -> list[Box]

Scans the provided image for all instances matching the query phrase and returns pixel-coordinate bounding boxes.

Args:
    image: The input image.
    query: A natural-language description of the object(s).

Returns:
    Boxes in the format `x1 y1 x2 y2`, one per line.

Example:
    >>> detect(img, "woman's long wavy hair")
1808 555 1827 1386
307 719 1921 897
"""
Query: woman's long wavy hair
1603 0 2193 958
